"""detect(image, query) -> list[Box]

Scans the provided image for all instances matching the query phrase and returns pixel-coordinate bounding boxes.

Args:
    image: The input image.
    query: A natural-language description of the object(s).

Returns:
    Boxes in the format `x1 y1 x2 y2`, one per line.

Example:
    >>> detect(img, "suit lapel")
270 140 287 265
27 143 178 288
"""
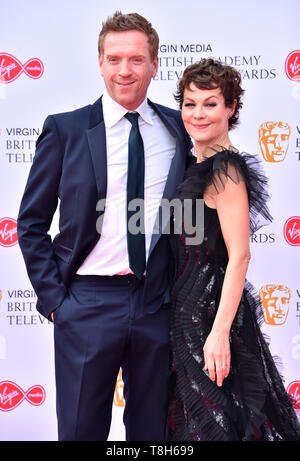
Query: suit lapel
148 101 187 256
148 100 186 200
86 97 107 200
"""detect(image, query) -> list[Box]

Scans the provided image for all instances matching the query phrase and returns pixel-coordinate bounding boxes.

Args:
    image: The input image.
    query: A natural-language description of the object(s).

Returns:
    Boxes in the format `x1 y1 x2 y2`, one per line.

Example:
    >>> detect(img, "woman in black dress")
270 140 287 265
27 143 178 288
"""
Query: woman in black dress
167 58 300 441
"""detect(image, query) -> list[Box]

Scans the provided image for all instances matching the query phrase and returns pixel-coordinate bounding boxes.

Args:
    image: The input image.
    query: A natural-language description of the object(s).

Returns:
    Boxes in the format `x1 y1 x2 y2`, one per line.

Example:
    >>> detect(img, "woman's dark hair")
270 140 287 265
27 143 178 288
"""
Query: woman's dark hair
175 58 244 130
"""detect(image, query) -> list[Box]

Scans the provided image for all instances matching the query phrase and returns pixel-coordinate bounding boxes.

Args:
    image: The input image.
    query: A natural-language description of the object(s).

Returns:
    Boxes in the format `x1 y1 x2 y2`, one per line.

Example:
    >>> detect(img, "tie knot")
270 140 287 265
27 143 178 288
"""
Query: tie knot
125 112 139 127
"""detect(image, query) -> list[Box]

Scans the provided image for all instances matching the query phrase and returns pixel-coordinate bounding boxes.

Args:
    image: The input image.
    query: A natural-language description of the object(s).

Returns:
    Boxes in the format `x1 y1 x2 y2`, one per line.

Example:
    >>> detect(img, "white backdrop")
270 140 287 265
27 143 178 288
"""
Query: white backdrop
0 0 299 441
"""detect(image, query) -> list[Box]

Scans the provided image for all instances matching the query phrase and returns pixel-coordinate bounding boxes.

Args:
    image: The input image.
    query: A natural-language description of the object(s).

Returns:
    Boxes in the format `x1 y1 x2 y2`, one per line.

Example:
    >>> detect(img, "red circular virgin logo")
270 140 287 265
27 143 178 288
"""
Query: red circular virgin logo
287 381 300 412
283 216 300 246
0 52 44 84
0 381 46 412
285 51 300 81
0 217 18 247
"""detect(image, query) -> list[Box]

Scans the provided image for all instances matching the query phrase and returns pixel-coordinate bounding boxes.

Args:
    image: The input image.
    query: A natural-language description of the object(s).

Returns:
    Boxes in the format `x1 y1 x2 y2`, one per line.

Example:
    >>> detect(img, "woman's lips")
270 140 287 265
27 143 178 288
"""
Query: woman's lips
192 123 210 130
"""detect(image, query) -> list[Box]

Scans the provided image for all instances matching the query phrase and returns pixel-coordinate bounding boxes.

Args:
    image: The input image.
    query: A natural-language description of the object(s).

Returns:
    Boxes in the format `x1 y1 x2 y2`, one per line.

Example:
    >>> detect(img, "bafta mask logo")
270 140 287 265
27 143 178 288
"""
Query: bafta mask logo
259 284 291 325
258 121 291 162
113 369 125 407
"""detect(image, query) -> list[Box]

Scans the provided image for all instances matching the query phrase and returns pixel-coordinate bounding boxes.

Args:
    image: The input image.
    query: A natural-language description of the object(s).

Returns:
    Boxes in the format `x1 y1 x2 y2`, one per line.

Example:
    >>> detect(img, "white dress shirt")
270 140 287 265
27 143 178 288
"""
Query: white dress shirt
77 91 176 276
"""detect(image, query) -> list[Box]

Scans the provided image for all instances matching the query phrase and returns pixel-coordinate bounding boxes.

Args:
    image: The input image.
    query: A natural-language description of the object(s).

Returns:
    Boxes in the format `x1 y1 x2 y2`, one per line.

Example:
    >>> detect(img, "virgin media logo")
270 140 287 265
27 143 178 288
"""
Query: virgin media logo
283 216 300 246
0 52 44 84
287 381 300 411
0 381 46 411
0 217 18 247
285 51 300 82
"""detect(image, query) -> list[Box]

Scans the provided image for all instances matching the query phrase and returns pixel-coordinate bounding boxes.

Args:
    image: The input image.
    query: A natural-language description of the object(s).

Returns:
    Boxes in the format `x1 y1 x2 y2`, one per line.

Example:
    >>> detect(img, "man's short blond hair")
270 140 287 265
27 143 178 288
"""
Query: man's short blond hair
98 11 159 62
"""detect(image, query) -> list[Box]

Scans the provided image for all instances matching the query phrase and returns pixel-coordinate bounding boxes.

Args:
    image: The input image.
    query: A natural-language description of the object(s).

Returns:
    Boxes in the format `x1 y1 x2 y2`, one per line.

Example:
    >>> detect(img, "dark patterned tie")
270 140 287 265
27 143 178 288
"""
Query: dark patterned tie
124 112 146 278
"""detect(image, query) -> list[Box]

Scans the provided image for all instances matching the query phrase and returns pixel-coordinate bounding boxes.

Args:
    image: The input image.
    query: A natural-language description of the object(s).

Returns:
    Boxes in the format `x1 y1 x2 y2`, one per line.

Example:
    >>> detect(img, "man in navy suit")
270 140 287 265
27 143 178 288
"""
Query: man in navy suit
17 11 191 441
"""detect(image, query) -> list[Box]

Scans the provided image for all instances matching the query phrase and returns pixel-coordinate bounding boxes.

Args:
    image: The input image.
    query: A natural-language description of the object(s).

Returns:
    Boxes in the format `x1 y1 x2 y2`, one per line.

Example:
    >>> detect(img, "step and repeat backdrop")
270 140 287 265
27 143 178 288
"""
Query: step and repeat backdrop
0 0 299 441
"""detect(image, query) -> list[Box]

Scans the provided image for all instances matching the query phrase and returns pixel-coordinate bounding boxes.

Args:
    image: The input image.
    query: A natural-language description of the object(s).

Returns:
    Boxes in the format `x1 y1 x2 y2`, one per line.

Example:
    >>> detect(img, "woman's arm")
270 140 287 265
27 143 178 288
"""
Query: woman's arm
203 176 251 386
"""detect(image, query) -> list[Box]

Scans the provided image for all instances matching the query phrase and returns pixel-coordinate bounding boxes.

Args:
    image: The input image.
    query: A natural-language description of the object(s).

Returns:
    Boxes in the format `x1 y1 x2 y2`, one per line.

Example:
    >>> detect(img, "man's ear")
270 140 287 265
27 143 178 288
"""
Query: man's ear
98 55 104 76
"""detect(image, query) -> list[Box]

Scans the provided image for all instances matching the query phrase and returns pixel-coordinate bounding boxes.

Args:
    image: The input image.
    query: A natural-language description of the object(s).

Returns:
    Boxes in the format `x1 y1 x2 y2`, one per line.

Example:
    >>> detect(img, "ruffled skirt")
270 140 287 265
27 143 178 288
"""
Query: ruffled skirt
167 269 300 441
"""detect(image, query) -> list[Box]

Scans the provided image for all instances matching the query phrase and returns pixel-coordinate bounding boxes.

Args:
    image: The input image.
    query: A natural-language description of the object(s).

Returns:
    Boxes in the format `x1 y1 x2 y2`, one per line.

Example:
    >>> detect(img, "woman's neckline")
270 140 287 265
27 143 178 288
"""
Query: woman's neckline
195 145 239 164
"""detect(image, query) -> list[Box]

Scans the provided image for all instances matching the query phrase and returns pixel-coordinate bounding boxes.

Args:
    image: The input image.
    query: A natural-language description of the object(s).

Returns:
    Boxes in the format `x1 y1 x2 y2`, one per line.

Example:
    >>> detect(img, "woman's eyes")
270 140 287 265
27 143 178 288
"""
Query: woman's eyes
183 102 217 108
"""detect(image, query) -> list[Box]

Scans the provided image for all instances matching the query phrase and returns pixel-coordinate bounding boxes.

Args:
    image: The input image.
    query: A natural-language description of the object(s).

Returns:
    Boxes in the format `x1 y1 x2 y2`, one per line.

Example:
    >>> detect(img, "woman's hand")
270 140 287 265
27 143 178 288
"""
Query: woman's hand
203 329 231 387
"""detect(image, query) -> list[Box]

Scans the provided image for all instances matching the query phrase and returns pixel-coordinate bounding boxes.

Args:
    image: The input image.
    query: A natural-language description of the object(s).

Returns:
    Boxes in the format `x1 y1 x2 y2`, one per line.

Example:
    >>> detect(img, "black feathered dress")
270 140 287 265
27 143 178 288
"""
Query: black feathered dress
167 148 300 441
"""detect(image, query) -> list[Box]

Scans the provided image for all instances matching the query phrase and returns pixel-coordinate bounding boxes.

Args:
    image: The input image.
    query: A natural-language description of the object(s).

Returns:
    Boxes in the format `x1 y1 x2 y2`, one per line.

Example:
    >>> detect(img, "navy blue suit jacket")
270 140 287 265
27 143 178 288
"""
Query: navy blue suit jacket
17 97 192 320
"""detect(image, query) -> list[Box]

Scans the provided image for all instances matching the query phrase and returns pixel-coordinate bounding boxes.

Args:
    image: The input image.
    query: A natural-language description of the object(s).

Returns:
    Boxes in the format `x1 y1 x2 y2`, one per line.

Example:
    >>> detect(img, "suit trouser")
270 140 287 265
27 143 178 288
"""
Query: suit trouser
53 274 170 441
